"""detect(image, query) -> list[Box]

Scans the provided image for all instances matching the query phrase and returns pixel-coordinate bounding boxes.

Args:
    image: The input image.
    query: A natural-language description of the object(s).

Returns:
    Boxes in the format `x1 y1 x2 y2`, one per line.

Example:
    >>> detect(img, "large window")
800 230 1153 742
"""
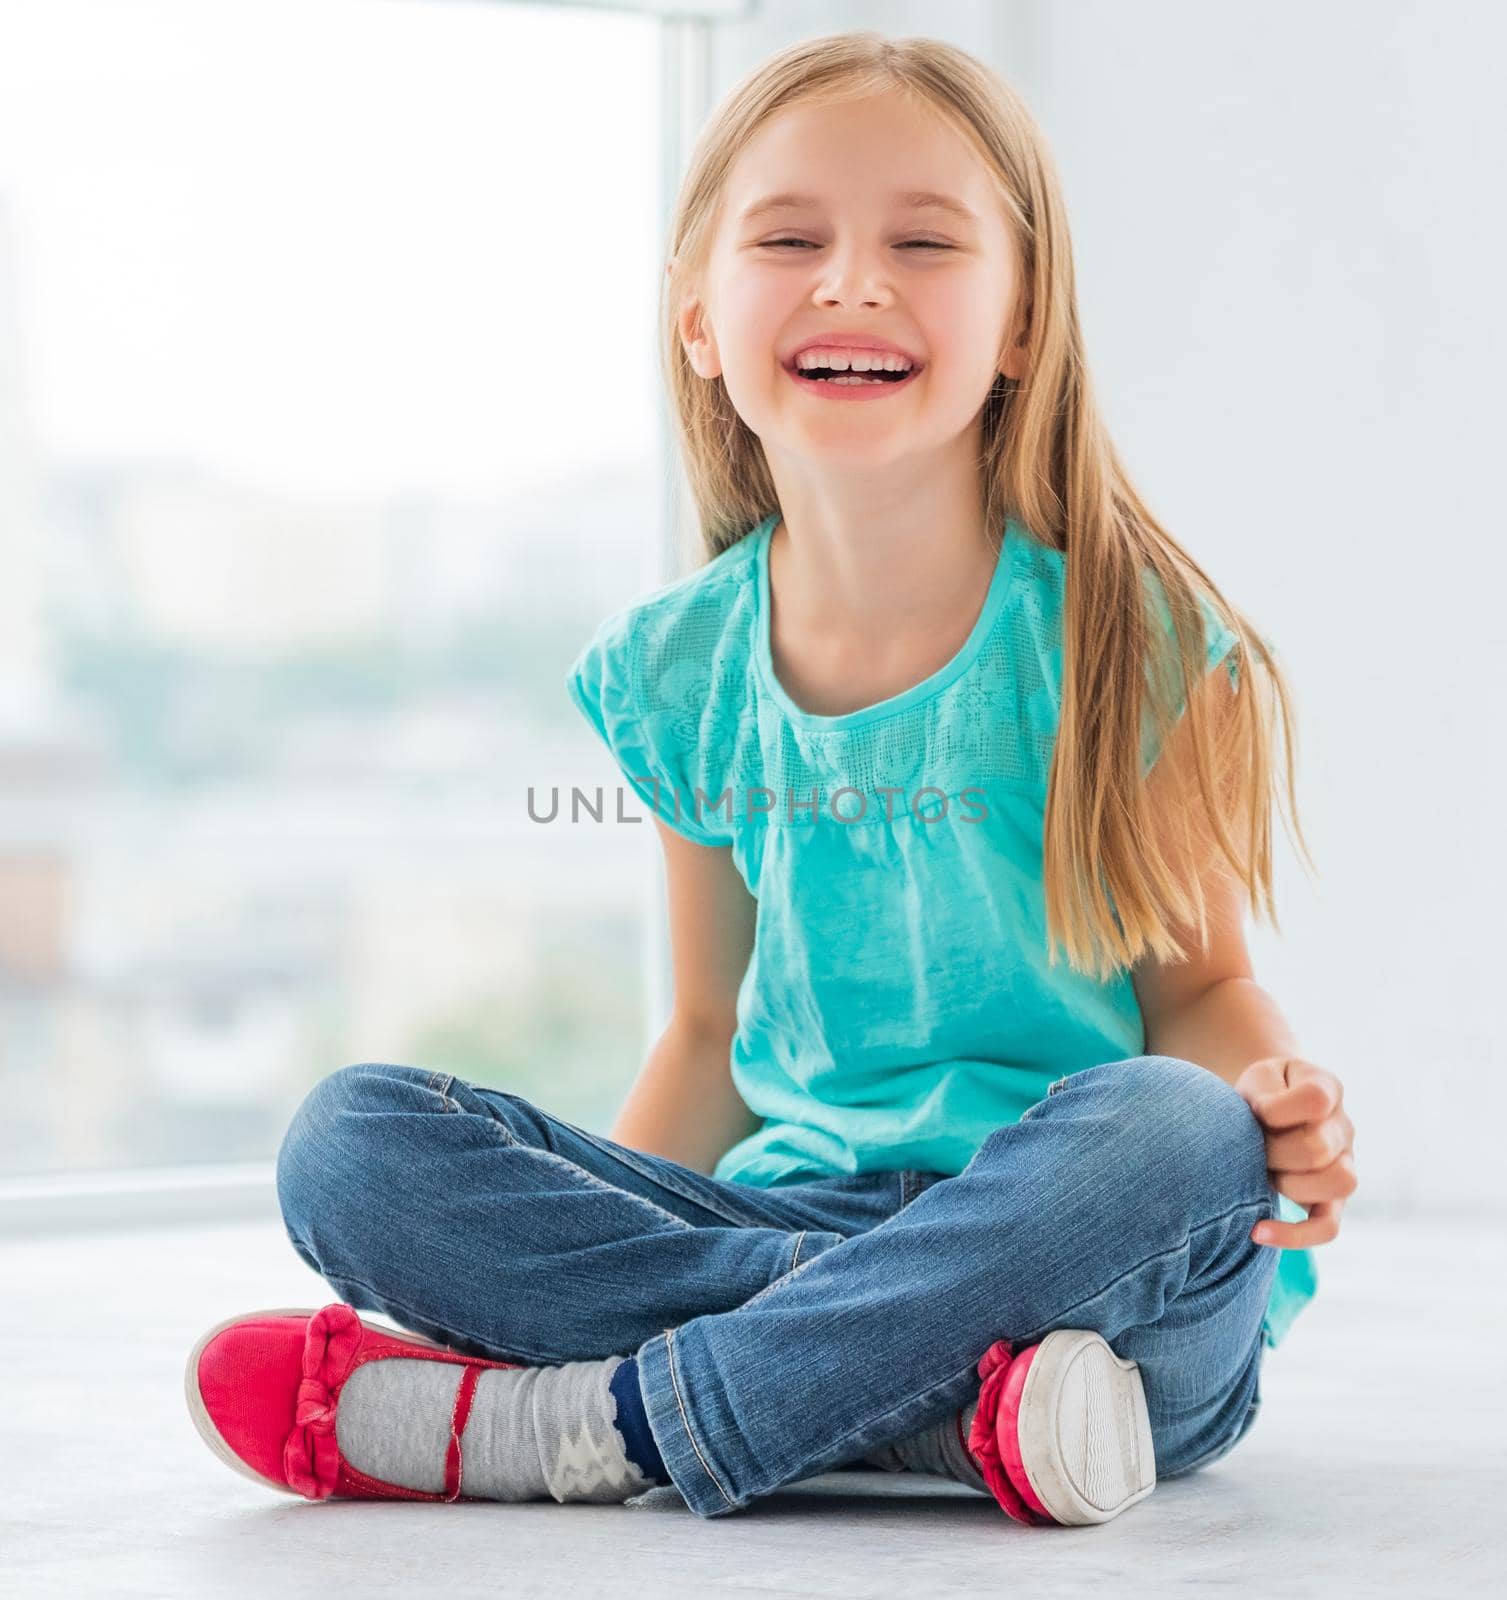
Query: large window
0 0 671 1175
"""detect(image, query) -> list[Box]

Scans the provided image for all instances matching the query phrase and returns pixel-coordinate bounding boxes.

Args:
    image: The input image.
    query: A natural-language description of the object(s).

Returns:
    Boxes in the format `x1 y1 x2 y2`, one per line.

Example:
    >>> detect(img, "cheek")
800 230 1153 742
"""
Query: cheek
713 274 786 356
918 281 1011 376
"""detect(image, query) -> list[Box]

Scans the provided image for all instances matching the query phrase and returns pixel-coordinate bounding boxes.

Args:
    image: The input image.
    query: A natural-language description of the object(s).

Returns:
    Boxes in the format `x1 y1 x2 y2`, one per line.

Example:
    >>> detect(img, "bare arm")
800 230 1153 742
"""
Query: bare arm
610 1013 760 1174
1131 662 1302 1088
608 815 760 1173
1144 976 1301 1090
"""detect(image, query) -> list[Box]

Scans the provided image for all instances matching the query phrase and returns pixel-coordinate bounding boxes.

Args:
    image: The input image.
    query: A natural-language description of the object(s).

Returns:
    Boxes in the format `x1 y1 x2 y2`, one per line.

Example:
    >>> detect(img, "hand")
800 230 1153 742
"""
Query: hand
1233 1055 1357 1249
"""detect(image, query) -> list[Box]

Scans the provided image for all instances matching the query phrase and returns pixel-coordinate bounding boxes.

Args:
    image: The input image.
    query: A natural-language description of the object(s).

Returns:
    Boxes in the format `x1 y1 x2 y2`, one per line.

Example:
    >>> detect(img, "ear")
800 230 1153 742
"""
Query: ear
675 288 722 381
1000 297 1032 381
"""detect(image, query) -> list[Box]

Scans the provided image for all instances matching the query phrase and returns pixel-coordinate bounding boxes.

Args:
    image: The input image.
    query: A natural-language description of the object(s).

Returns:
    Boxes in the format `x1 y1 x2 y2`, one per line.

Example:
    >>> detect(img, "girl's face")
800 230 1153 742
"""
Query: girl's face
682 89 1027 472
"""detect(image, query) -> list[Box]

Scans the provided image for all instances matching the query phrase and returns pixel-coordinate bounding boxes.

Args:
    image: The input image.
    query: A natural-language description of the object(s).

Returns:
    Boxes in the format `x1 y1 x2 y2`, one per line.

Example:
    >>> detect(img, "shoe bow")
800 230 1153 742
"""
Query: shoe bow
284 1304 363 1499
968 1338 1054 1527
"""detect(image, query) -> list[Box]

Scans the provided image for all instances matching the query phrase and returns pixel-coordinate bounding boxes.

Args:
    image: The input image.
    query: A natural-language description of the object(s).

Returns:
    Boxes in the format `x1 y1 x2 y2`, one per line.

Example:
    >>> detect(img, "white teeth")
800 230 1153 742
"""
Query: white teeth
794 348 914 373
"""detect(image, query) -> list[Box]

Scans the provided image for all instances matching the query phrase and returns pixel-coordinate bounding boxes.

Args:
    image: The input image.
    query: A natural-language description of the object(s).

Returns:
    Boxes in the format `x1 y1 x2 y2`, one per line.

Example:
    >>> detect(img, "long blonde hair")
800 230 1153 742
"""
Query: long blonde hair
659 30 1313 981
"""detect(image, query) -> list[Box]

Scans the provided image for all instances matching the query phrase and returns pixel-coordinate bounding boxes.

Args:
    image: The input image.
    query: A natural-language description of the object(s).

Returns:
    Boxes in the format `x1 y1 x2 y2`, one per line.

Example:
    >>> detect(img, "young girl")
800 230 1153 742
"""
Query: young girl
185 32 1355 1528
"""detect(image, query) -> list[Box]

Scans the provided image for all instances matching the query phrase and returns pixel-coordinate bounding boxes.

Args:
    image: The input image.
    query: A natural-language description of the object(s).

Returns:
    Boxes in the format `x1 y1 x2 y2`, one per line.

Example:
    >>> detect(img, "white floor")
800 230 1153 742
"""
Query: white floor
2 1214 1502 1598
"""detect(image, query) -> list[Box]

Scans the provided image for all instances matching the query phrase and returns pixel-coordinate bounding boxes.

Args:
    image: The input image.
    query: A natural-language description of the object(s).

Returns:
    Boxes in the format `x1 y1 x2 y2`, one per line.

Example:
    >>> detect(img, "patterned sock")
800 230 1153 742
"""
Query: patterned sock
333 1352 665 1503
863 1398 987 1492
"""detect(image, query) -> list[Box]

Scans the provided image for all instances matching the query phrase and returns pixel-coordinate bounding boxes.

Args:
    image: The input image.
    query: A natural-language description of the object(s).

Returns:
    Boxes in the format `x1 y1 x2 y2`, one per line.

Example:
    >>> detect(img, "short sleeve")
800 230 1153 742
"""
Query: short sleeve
565 613 725 846
1139 573 1245 779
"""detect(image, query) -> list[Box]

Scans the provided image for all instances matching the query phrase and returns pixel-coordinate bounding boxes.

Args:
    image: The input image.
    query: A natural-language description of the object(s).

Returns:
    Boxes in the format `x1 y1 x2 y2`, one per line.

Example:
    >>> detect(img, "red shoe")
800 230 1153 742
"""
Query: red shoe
184 1302 528 1502
967 1330 1157 1527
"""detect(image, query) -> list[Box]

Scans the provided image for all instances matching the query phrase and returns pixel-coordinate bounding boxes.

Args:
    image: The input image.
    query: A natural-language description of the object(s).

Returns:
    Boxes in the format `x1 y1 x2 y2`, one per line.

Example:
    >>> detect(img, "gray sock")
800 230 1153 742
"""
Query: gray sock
334 1352 656 1504
863 1398 987 1492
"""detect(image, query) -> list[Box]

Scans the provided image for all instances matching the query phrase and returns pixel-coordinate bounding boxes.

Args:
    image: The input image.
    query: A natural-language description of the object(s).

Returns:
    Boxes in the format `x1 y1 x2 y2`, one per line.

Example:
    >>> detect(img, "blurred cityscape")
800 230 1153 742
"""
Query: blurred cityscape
0 197 668 1176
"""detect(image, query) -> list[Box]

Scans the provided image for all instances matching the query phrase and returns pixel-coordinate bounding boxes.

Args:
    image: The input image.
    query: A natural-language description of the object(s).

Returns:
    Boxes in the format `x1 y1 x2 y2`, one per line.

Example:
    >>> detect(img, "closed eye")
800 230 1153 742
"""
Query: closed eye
758 239 954 252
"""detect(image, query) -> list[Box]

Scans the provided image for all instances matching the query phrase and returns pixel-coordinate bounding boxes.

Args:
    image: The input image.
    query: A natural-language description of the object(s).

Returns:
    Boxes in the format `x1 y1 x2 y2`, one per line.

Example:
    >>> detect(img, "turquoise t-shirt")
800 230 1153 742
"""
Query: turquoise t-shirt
565 510 1316 1351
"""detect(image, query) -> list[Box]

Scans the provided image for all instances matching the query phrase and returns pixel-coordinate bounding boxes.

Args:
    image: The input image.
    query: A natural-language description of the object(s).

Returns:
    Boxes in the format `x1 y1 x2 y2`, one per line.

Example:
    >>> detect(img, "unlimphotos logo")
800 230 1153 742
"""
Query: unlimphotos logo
532 780 992 828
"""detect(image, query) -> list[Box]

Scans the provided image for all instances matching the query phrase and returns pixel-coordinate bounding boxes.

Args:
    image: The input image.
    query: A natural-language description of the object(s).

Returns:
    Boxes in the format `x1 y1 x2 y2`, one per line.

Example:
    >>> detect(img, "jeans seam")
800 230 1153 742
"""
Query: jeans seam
430 1081 685 1219
1015 1196 1276 1345
526 1144 699 1227
664 1327 735 1510
424 1077 700 1228
557 1122 776 1230
426 1070 459 1111
789 1230 806 1272
731 1246 825 1312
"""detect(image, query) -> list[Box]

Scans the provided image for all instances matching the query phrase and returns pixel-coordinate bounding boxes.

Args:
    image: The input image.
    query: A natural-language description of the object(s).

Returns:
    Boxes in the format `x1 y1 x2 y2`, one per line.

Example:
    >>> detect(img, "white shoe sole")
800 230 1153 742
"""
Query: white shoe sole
184 1305 452 1498
1013 1329 1157 1526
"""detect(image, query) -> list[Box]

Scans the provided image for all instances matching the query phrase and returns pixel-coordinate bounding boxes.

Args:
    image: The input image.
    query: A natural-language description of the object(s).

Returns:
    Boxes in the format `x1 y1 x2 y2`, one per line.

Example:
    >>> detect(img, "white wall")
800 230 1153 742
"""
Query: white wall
711 1 1506 1215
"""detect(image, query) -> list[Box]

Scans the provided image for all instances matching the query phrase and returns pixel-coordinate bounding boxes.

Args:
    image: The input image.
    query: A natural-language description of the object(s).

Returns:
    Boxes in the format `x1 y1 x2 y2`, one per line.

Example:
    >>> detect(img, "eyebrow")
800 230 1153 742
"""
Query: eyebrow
737 189 983 227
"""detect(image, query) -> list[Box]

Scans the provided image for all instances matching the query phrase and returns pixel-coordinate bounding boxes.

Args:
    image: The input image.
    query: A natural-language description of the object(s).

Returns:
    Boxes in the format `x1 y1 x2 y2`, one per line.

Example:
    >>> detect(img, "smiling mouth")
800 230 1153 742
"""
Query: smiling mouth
794 368 909 385
782 362 924 398
785 361 917 385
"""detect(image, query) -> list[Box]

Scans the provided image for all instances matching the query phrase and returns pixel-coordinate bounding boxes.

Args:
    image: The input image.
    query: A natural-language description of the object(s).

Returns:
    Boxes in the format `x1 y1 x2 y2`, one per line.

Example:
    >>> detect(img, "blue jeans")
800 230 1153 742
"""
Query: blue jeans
274 1053 1279 1519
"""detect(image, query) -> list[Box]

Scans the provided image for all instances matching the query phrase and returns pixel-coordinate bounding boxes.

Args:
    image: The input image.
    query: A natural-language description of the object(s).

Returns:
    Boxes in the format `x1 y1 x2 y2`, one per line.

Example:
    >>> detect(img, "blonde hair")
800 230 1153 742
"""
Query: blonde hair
659 30 1313 981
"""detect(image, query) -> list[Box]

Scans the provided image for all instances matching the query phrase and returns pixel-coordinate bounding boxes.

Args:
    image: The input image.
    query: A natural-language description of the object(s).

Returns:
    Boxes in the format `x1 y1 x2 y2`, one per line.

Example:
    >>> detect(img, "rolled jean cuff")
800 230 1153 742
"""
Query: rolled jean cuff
635 1326 740 1518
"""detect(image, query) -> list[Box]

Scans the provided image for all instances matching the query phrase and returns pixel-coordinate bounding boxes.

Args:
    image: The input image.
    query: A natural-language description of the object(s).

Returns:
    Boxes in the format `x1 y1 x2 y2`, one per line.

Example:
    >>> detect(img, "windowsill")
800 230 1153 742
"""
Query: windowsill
0 1161 278 1237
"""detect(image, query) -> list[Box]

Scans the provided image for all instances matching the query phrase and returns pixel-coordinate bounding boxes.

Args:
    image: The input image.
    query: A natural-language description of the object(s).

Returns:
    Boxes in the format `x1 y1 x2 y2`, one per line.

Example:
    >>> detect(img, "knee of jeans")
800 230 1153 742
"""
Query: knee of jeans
1121 1055 1270 1196
1017 1056 1273 1203
274 1062 418 1248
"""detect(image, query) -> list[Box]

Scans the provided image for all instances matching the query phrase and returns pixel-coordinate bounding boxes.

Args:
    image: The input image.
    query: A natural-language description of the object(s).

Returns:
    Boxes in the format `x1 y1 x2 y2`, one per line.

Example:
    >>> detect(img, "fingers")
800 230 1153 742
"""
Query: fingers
1252 1199 1344 1248
1268 1150 1358 1205
1262 1108 1354 1171
1241 1058 1355 1251
1237 1056 1293 1105
1253 1069 1341 1129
